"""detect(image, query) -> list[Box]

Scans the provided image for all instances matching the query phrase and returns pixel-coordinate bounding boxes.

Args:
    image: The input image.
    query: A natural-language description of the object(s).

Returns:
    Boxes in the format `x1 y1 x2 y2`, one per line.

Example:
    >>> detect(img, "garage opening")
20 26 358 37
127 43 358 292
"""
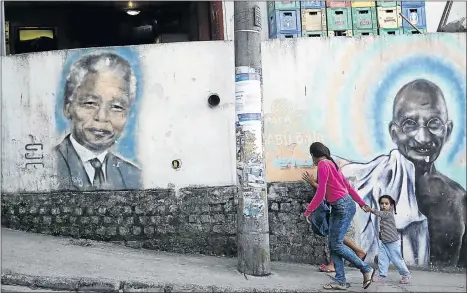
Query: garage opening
4 1 224 55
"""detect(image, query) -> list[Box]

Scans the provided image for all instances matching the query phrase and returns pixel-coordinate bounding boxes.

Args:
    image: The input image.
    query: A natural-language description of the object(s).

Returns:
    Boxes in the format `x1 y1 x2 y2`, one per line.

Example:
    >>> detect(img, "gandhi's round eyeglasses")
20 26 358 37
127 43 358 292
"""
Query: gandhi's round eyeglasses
393 118 448 137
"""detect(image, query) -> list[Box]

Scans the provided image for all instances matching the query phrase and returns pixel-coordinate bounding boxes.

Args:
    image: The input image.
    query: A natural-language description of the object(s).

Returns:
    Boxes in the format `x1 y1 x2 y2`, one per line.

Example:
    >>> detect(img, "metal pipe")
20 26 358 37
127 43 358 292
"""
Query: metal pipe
399 12 423 34
437 1 453 32
1 0 6 56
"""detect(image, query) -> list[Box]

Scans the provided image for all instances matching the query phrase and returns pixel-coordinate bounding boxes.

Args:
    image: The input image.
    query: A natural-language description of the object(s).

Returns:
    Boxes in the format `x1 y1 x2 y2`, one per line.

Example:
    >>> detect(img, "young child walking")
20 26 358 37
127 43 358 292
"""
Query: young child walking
371 195 410 284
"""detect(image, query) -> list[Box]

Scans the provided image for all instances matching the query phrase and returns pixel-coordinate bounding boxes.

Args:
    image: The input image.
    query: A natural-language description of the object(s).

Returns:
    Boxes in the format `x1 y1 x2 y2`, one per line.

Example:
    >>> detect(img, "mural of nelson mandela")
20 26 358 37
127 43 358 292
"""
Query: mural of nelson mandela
54 52 142 191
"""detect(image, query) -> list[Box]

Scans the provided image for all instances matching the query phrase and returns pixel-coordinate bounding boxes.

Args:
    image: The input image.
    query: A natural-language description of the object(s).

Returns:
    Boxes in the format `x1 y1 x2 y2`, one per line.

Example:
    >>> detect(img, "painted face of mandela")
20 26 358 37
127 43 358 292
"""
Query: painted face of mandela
64 70 130 153
389 80 453 165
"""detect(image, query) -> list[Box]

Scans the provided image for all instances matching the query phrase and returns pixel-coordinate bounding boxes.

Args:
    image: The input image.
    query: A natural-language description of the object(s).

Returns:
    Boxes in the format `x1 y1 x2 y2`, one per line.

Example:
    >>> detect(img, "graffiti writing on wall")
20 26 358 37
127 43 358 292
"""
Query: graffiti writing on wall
264 99 326 182
54 50 142 191
262 34 467 267
25 136 44 169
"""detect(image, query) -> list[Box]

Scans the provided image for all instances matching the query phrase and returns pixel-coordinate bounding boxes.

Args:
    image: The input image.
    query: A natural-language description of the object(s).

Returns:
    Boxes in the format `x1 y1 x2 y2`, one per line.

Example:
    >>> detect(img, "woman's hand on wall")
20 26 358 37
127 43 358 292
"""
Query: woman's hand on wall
302 171 318 187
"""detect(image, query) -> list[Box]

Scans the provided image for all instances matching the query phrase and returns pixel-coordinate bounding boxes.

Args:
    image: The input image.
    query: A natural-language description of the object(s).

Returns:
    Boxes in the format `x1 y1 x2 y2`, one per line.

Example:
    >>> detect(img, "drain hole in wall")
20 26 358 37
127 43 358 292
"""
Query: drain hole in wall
208 94 220 107
172 159 182 170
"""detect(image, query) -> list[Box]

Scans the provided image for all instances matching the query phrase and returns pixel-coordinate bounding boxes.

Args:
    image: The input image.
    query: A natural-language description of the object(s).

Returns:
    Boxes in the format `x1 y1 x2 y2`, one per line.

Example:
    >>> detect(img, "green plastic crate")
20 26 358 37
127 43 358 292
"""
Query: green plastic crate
352 6 377 30
353 28 378 36
302 30 327 37
268 1 300 14
328 29 353 36
379 27 403 35
376 1 401 7
326 7 352 30
403 27 427 35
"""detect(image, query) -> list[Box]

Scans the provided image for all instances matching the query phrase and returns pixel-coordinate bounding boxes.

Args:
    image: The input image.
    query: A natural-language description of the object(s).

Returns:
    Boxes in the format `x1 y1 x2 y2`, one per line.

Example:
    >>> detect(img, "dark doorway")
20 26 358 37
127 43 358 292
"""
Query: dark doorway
4 1 224 55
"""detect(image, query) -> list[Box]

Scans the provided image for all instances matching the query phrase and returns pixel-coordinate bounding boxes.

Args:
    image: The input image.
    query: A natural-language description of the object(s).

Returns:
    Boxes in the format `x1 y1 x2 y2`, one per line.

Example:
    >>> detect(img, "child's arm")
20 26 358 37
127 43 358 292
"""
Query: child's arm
370 209 393 219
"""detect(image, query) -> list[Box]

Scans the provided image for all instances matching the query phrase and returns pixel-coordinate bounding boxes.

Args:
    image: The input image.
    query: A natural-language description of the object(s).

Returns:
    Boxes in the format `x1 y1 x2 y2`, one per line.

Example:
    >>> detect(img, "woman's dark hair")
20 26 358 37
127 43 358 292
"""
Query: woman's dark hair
379 195 397 214
309 142 339 170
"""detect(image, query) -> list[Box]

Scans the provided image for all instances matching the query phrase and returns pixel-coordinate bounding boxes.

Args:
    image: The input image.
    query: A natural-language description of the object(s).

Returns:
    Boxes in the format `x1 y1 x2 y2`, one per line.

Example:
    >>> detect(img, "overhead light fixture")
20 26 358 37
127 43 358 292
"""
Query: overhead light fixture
125 1 140 16
126 9 140 16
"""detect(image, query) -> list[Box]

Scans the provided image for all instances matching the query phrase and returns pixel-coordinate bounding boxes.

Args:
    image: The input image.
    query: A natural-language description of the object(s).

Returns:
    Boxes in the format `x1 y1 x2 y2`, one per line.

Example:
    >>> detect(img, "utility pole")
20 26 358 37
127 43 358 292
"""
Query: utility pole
234 1 271 276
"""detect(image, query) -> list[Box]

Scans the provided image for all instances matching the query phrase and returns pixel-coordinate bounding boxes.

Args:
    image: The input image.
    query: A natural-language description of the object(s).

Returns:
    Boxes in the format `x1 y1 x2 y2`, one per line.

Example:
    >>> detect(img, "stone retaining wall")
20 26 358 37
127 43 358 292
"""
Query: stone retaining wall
1 183 326 264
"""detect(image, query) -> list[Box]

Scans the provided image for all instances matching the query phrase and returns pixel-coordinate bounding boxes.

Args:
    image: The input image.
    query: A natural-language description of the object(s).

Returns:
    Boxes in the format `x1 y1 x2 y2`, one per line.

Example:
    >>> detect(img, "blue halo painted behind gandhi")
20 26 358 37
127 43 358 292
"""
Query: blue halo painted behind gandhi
54 52 142 190
343 79 466 267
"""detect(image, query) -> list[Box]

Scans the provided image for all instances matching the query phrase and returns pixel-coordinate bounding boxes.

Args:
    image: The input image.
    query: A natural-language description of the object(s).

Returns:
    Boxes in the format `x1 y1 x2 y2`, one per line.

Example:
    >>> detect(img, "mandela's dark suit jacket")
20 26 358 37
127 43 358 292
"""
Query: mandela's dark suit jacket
53 135 142 190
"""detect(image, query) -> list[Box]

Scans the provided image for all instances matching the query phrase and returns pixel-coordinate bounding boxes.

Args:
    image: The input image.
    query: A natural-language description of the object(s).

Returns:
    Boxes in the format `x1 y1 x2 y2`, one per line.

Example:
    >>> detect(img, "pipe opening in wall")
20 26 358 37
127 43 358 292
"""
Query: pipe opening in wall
172 159 182 170
208 94 220 107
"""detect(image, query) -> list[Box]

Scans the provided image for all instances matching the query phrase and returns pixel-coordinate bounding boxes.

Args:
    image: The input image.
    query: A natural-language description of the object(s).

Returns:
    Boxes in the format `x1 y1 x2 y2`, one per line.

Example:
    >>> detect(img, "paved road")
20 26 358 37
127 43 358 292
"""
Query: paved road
2 229 466 292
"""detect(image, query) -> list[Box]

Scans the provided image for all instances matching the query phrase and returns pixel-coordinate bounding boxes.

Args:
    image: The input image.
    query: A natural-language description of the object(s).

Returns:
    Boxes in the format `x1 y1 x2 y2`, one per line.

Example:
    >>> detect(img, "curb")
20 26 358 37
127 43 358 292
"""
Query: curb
1 271 318 293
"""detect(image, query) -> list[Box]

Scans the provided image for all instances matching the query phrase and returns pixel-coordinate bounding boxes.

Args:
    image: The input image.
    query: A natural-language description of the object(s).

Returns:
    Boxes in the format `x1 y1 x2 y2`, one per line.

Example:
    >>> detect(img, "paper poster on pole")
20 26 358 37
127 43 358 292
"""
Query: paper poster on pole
235 79 262 121
237 120 265 188
243 188 264 218
235 66 262 123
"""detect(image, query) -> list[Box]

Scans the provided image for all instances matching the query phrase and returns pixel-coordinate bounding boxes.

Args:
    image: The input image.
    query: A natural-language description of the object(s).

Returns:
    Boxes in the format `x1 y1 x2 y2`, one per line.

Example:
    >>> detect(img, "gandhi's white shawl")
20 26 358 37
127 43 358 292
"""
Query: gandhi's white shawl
341 150 430 266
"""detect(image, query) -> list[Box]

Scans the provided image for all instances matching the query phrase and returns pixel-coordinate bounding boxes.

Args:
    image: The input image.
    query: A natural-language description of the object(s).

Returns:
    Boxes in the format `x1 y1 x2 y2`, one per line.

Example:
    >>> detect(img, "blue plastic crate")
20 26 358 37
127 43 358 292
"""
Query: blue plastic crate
270 32 301 39
402 5 426 28
269 9 302 37
268 1 300 14
300 0 325 8
403 27 427 34
401 1 425 7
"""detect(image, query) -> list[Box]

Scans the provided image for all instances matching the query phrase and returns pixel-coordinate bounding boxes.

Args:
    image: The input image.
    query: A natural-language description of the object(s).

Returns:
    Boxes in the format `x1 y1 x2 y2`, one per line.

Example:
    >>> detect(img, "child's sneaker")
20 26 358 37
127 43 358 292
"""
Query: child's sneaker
400 276 410 284
372 276 387 283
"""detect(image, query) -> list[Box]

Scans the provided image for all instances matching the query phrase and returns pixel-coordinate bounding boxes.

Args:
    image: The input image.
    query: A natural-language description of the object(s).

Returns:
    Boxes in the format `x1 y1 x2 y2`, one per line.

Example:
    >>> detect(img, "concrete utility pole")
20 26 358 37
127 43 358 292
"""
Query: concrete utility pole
234 1 271 276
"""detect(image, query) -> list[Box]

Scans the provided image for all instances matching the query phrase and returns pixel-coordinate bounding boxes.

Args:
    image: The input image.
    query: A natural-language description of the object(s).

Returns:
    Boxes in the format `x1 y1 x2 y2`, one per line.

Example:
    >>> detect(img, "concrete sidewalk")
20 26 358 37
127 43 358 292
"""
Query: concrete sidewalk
1 229 465 292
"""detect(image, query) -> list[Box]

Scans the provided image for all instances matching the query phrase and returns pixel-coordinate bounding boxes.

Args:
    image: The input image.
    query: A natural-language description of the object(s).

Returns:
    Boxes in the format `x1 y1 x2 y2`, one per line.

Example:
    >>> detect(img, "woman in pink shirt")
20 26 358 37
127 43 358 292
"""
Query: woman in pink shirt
304 142 374 290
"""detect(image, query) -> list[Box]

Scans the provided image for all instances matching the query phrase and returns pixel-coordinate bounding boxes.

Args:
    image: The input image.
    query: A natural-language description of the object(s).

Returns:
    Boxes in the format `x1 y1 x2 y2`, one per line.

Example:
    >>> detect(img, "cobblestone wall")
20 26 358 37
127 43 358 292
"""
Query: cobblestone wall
267 182 327 264
1 183 326 264
1 187 238 256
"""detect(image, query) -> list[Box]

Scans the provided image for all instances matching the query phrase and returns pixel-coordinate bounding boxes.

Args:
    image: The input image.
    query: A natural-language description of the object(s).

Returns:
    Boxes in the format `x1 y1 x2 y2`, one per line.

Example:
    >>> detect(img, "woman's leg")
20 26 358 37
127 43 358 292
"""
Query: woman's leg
322 236 365 272
344 236 366 259
329 197 372 284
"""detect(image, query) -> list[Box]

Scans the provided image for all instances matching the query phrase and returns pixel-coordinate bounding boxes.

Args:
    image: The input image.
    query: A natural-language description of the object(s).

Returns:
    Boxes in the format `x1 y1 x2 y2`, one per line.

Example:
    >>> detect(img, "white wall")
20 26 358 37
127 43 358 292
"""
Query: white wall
426 1 466 32
1 41 236 193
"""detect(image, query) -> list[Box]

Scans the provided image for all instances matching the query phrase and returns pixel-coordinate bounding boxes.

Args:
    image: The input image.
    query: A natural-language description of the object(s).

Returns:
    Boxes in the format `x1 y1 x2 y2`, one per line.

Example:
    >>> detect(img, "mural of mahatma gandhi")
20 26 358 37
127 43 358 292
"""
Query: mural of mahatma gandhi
343 79 466 267
54 52 142 191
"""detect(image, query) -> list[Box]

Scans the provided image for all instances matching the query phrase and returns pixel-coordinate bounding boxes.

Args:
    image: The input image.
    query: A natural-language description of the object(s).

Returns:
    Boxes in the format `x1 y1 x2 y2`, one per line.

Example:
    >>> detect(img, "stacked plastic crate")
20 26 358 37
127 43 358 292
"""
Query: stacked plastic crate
401 1 427 34
268 1 302 39
351 1 377 36
377 1 403 35
300 1 327 38
325 1 352 36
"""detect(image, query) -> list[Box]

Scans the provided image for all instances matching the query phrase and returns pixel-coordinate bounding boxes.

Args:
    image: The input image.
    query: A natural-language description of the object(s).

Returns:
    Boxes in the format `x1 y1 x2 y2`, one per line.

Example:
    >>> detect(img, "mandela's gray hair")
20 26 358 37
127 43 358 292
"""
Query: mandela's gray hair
63 52 137 107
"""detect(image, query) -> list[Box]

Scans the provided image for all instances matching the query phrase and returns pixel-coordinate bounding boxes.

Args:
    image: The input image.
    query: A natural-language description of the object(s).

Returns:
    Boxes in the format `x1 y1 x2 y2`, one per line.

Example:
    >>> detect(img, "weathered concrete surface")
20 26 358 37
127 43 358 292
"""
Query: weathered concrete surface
2 229 466 292
1 285 74 292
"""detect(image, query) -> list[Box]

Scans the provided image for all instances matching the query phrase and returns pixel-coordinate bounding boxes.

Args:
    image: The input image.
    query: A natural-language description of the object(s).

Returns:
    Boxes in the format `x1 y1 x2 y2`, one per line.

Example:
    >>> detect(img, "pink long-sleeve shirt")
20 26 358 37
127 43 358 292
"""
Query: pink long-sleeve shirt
304 159 366 217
